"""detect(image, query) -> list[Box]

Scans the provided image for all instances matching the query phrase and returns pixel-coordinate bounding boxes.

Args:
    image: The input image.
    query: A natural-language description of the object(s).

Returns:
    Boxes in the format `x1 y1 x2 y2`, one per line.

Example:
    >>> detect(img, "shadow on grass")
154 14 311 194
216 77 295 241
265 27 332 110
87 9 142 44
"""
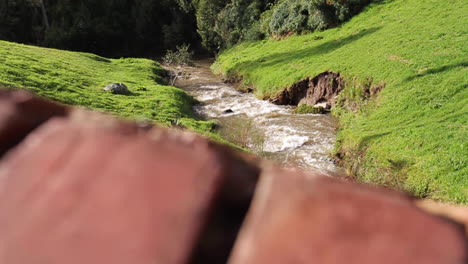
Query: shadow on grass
152 62 168 84
231 27 382 73
405 62 467 81
369 0 396 6
82 54 112 63
387 159 408 171
356 131 410 183
125 90 144 97
358 131 391 150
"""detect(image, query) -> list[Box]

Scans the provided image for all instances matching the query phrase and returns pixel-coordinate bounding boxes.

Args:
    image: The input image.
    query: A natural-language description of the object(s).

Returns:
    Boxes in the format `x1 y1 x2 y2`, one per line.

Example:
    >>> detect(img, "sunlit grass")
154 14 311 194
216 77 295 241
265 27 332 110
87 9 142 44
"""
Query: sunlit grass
214 0 468 203
0 40 234 146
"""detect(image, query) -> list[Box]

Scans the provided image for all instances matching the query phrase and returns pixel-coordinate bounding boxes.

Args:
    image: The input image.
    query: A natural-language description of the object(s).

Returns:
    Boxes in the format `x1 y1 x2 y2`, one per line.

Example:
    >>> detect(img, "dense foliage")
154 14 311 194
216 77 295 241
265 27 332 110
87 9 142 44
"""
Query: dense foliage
0 0 200 57
194 0 373 52
264 0 373 37
195 0 275 52
1 0 373 55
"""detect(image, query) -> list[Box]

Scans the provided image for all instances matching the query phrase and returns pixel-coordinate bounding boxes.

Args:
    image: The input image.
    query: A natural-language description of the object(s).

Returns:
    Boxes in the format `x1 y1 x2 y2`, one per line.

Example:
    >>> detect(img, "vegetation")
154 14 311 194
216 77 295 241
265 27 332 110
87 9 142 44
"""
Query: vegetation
213 0 468 203
195 0 275 52
1 0 465 204
0 40 235 145
293 104 327 114
264 0 373 38
0 0 200 57
193 0 226 52
162 44 194 86
1 0 373 55
194 0 372 52
221 117 266 155
162 44 194 67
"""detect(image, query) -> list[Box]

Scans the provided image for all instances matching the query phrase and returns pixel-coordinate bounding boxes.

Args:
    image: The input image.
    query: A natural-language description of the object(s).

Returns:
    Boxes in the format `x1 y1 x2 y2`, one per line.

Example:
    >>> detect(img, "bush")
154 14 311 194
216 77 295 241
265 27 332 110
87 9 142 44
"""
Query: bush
214 0 271 47
222 117 265 155
294 104 327 114
195 0 275 53
267 0 373 37
195 0 374 52
162 44 194 66
195 0 225 52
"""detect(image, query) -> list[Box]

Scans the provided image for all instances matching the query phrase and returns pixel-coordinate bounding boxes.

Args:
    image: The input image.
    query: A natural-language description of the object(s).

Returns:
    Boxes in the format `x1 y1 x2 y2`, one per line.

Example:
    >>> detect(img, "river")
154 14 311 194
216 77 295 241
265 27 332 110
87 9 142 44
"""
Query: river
175 60 344 176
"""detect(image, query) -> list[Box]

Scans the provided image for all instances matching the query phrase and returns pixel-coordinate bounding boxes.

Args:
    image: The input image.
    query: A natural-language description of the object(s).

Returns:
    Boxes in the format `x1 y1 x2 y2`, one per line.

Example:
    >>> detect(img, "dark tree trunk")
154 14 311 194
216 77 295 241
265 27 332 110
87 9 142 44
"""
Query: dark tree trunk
39 0 49 31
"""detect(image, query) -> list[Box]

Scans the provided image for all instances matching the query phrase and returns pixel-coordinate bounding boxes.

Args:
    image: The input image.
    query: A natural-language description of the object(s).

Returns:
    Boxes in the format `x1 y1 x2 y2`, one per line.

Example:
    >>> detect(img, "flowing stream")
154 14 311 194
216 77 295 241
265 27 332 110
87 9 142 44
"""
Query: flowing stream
175 60 344 176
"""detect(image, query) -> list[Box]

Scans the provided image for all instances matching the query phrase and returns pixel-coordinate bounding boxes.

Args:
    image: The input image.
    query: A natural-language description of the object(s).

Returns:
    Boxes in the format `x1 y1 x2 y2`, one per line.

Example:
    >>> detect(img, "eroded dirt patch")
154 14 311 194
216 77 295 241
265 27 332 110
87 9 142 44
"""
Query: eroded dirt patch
273 72 344 106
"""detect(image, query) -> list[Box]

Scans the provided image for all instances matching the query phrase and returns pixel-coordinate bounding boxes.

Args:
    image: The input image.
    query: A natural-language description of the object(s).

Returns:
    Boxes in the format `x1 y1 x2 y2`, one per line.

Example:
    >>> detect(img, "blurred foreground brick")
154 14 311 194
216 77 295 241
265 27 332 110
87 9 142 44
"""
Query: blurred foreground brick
228 167 468 264
0 89 466 264
0 110 258 264
416 199 468 236
0 89 68 156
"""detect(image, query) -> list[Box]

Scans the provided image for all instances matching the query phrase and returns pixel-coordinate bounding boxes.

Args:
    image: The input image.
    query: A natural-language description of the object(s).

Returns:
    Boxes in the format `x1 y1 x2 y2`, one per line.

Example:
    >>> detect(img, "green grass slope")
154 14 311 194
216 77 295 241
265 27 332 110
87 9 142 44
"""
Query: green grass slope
213 0 468 203
0 40 225 140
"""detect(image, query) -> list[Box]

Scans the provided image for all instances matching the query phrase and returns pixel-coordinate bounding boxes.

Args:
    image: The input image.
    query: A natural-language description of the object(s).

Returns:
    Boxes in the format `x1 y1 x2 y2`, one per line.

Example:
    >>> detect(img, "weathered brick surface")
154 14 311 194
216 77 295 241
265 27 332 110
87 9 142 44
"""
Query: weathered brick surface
0 112 258 264
0 90 466 264
0 89 68 156
417 200 468 236
228 167 468 264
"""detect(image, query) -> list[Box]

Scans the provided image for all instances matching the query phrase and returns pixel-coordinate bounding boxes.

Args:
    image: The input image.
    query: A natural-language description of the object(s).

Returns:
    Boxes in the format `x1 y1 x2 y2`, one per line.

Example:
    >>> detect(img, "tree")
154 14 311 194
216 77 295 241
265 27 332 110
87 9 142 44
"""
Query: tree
0 0 40 43
195 0 275 53
266 0 372 37
28 0 49 31
195 0 225 52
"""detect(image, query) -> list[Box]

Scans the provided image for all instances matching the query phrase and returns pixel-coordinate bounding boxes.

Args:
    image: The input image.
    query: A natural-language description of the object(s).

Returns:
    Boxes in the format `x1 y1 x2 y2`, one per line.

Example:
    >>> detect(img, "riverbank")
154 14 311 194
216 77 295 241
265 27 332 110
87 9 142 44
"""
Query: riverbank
174 60 344 175
213 0 468 203
0 40 231 144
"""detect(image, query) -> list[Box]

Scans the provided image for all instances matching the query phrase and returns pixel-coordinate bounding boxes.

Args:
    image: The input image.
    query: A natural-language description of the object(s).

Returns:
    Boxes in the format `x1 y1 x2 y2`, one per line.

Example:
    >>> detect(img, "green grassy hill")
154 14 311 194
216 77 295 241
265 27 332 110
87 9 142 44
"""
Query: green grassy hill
0 40 225 140
213 0 468 203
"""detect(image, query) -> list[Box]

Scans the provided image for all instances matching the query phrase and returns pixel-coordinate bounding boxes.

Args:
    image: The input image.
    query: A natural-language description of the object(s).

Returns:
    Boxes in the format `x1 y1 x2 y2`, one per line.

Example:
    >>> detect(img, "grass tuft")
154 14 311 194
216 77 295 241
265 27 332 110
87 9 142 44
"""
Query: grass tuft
294 104 327 114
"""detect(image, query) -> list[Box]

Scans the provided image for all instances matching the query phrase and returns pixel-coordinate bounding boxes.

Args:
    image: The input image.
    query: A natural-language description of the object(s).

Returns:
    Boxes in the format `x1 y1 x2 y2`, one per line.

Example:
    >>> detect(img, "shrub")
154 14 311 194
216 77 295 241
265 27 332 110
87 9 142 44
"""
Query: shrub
335 76 385 113
294 104 327 114
195 0 275 53
222 117 265 155
162 44 194 66
194 0 373 52
195 0 225 52
267 0 373 37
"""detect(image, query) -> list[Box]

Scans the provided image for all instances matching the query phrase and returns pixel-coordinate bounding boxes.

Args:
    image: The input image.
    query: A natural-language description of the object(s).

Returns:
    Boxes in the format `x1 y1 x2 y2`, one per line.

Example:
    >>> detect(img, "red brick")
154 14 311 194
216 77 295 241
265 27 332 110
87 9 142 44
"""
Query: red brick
229 167 468 264
0 89 68 156
0 114 257 264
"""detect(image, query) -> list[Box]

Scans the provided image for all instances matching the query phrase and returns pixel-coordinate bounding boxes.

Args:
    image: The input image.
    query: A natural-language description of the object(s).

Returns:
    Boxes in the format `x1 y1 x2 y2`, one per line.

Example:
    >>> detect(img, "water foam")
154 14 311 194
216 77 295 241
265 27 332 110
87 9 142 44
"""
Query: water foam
179 63 343 175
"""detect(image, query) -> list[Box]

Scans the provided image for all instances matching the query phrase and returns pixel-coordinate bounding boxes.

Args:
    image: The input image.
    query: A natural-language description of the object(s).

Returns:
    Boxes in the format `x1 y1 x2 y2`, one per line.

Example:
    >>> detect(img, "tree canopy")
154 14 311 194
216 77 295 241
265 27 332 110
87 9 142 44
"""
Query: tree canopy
0 0 200 57
0 0 374 55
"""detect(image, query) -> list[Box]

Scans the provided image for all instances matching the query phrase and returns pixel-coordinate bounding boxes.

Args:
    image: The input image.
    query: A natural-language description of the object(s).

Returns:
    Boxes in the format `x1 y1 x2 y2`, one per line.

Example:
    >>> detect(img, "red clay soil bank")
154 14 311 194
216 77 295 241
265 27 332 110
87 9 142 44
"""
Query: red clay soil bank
0 89 466 264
